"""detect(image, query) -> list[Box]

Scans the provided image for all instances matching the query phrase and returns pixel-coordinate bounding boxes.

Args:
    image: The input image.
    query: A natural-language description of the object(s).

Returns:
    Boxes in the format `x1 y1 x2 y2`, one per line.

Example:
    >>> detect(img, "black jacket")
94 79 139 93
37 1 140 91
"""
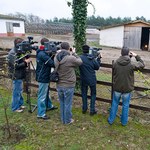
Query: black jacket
8 47 27 79
79 53 101 86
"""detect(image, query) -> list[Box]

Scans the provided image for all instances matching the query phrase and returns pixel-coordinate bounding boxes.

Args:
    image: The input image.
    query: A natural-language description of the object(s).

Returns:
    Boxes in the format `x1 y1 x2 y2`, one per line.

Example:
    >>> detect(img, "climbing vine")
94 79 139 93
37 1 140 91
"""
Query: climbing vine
67 0 95 92
67 0 95 54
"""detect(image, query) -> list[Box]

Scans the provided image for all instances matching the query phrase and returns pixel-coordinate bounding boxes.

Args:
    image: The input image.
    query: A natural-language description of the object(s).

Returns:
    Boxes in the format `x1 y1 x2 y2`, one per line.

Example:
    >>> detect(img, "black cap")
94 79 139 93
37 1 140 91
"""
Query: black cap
82 45 90 53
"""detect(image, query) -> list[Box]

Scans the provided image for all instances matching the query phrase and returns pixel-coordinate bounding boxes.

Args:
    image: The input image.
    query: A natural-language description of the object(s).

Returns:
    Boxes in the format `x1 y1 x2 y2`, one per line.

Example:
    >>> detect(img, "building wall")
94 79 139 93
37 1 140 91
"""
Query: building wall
0 20 7 36
0 19 25 37
99 26 124 48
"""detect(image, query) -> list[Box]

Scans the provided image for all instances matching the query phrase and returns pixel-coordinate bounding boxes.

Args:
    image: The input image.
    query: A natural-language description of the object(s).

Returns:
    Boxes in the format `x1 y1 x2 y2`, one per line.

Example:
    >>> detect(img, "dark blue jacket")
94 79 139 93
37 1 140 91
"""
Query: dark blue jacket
79 53 101 86
36 49 54 83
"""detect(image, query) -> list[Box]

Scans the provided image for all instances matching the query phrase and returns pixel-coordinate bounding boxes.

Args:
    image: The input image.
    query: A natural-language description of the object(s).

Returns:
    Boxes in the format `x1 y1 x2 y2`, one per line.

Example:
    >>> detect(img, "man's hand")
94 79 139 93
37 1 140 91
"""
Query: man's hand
25 58 31 66
56 50 61 54
130 51 137 57
72 48 76 53
98 53 102 58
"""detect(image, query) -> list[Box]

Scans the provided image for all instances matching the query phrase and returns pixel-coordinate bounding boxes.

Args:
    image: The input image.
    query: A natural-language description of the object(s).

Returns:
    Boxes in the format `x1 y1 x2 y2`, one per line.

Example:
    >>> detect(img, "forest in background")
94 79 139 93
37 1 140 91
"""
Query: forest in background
8 12 150 27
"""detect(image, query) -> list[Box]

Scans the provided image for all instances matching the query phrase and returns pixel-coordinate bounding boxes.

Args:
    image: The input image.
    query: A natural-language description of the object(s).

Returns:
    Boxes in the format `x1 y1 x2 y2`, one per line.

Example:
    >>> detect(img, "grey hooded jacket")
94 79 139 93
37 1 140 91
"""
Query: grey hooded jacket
54 49 82 88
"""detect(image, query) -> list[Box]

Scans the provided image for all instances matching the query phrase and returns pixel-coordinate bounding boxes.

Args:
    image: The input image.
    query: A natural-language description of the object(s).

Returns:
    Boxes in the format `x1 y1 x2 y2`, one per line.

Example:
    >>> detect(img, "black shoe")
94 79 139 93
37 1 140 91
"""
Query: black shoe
47 106 58 111
90 109 97 116
38 115 50 120
107 119 113 125
82 111 87 114
121 124 126 127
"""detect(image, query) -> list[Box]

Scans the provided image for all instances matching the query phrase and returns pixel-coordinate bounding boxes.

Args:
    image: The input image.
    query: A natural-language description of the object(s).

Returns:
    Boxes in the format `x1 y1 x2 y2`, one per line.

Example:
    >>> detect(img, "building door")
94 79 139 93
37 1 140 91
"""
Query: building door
6 22 14 36
140 27 150 51
124 26 141 50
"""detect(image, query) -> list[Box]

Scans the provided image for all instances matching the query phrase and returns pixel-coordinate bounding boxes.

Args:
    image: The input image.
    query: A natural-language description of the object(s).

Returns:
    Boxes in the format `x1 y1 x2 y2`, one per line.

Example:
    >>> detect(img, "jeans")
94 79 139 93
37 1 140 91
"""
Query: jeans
81 84 96 112
108 90 131 126
11 79 24 111
37 83 53 117
56 86 74 124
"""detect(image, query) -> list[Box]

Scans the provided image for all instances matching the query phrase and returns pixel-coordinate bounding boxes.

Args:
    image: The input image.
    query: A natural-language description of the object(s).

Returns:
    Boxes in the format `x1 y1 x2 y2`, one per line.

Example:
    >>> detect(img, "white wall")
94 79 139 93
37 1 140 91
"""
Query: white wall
0 20 7 33
99 26 124 48
0 19 25 34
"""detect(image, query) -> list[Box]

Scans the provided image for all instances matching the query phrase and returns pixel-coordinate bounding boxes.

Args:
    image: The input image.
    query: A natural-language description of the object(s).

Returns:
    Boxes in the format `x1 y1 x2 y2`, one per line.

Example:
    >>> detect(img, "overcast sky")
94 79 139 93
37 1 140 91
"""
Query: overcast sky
0 0 150 21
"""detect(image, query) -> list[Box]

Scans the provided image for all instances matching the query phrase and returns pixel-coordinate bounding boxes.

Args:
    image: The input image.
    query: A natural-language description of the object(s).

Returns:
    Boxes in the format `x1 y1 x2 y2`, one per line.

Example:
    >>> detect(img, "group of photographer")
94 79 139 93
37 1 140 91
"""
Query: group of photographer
8 37 145 126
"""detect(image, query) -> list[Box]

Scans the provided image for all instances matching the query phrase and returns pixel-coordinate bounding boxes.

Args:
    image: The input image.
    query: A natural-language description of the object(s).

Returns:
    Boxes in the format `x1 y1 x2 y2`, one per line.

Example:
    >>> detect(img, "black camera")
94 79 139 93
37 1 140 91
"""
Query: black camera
88 47 102 59
129 52 133 58
17 37 38 54
44 41 62 56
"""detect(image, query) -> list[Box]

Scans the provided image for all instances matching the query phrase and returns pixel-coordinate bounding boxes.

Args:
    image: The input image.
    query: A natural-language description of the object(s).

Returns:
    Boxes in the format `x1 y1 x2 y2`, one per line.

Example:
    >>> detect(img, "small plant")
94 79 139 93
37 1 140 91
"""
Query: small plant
135 70 150 95
0 61 12 138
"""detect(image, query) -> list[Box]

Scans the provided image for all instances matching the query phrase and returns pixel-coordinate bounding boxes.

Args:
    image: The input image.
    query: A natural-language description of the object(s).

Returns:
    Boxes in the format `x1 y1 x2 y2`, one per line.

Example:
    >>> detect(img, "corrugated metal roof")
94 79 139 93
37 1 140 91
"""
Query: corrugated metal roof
0 14 24 21
98 20 150 30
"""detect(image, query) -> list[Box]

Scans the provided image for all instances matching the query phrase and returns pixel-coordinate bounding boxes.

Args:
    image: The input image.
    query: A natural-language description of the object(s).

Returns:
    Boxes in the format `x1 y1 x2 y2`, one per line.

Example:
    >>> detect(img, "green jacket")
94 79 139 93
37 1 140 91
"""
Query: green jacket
113 55 145 93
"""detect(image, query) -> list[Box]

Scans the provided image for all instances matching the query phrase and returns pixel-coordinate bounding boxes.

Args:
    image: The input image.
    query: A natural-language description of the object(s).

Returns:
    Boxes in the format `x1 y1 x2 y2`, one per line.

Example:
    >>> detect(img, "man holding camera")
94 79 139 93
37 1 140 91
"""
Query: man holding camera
54 42 82 125
79 45 101 116
108 47 145 126
8 38 31 112
36 38 58 120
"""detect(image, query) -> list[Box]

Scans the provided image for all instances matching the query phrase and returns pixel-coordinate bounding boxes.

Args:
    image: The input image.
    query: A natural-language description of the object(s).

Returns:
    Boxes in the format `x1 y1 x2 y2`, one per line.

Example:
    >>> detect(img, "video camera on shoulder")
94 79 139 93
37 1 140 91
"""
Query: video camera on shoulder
44 41 62 56
88 47 102 59
17 36 38 54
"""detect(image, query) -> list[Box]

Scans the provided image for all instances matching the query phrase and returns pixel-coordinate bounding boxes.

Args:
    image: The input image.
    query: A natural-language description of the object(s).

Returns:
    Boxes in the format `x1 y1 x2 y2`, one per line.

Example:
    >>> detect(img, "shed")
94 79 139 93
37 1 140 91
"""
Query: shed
0 14 25 37
98 20 150 51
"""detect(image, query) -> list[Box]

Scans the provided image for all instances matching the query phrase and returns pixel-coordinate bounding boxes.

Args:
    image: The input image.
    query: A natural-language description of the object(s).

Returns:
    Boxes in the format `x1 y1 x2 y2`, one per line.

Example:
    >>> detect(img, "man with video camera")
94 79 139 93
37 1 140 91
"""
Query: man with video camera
8 38 31 112
54 42 82 125
36 38 58 120
108 47 145 126
79 45 101 116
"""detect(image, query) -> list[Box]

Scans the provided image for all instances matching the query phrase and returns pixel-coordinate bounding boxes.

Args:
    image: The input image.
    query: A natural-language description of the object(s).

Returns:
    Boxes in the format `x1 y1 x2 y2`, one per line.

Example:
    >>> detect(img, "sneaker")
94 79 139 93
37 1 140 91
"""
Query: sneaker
90 109 98 116
37 115 50 120
20 106 27 109
82 110 87 114
15 109 23 112
46 106 58 111
107 119 113 125
66 119 75 125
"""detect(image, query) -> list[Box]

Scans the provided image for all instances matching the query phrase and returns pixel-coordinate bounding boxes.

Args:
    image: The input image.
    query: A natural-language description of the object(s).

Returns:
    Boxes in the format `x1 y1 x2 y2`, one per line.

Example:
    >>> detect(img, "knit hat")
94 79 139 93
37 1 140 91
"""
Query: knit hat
82 45 90 53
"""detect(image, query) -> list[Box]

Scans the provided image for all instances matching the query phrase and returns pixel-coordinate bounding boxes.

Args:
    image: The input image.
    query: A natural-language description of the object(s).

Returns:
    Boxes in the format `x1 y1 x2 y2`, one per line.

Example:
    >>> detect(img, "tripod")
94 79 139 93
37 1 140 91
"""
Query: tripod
25 61 37 113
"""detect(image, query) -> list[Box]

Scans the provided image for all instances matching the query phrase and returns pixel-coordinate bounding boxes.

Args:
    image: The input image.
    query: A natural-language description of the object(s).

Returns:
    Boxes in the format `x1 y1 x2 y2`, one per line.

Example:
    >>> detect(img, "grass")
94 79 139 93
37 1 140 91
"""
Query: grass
1 87 150 149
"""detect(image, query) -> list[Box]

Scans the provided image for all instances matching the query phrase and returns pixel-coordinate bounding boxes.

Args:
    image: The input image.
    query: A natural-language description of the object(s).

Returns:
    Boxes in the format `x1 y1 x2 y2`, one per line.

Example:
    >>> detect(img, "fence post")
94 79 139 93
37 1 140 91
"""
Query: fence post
111 60 114 101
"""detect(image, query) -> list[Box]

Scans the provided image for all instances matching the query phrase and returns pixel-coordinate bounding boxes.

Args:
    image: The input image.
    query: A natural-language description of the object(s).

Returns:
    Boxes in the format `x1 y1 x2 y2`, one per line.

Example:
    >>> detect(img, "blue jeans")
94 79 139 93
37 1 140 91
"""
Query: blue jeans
56 87 74 124
11 79 24 111
108 91 131 126
81 84 96 112
37 83 53 117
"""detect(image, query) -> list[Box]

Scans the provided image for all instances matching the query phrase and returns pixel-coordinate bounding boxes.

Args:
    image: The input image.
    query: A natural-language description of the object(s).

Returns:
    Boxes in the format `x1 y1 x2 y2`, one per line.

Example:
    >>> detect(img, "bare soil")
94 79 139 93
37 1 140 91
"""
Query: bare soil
1 33 150 69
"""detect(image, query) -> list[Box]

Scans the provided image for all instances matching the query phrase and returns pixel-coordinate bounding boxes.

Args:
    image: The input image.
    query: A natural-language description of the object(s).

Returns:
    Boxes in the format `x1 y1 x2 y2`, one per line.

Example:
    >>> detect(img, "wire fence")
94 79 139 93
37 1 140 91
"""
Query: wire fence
25 23 100 35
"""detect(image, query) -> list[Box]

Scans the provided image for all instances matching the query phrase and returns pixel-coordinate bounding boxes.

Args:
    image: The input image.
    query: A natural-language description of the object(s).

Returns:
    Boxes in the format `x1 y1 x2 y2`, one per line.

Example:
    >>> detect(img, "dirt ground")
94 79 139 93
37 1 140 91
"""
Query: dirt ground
1 33 150 69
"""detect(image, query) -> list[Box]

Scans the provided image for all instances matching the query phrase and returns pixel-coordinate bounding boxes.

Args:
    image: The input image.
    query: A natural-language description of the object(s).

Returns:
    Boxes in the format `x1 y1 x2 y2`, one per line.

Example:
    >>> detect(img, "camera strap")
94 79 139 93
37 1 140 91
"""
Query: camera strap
45 55 54 64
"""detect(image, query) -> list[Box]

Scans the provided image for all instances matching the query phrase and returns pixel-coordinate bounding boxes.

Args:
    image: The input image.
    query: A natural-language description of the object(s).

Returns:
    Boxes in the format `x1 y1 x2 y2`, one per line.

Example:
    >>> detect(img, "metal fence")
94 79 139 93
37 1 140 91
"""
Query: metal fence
0 49 150 112
25 23 100 35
